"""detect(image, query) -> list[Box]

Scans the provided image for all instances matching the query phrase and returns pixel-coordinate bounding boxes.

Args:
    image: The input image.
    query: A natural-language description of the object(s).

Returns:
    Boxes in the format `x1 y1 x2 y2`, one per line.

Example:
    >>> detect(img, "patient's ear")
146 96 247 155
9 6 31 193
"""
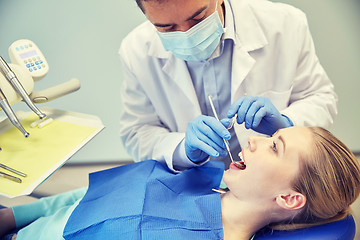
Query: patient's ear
276 192 306 210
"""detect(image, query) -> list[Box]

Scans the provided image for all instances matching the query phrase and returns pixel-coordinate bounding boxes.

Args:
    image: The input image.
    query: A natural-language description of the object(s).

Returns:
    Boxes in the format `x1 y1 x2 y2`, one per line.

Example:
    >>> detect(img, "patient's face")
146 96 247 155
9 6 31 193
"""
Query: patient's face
223 126 313 201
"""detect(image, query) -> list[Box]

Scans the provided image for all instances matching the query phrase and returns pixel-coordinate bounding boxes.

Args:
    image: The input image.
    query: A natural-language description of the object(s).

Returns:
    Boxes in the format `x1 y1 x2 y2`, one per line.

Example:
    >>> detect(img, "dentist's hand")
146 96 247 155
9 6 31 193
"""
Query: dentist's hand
227 96 293 135
185 115 231 163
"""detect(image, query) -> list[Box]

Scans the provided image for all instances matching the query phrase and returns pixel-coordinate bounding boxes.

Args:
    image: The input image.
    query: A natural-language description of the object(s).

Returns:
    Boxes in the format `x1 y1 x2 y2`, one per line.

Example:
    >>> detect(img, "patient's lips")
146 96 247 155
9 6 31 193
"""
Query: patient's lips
230 161 245 170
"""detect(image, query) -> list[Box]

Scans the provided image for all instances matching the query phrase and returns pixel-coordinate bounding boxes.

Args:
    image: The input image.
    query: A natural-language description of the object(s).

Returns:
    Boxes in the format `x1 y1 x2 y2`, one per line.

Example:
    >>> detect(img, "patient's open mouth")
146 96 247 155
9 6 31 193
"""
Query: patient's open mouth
230 150 246 170
235 161 246 170
237 150 246 170
232 160 245 169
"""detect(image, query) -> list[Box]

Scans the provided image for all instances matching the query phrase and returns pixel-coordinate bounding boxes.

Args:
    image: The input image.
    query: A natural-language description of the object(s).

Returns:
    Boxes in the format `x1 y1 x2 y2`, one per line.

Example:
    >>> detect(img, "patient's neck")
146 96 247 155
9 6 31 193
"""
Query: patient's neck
221 191 274 240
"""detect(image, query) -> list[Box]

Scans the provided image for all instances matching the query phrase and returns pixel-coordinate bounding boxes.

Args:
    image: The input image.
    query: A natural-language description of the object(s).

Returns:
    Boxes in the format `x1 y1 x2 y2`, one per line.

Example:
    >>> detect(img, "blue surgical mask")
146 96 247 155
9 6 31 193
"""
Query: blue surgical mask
157 2 224 62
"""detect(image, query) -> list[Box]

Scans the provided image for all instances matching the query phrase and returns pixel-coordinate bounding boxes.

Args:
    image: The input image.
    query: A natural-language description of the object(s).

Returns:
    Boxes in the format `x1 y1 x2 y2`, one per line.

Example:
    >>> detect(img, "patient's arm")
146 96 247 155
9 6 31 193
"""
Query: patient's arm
11 187 87 229
0 208 16 237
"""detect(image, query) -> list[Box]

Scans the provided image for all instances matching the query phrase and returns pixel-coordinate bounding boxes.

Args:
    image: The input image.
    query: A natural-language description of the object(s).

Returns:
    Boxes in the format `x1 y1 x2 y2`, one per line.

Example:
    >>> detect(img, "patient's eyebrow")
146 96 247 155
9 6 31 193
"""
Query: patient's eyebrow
278 135 286 153
272 130 286 153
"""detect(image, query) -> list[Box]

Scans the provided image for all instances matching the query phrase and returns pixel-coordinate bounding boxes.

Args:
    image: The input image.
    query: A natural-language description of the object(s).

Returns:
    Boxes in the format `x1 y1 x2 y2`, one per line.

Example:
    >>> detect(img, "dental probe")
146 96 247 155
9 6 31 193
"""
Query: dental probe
0 87 29 137
0 56 46 119
208 95 243 169
0 163 27 177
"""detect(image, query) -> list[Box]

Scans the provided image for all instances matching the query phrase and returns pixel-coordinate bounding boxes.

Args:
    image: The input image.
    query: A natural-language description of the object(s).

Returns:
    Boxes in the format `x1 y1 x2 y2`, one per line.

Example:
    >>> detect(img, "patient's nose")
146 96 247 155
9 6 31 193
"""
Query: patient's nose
248 136 257 152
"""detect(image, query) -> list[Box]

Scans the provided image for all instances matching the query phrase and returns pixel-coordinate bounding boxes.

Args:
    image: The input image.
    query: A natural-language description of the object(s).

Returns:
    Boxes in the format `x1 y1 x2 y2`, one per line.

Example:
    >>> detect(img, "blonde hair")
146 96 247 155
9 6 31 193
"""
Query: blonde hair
273 126 360 230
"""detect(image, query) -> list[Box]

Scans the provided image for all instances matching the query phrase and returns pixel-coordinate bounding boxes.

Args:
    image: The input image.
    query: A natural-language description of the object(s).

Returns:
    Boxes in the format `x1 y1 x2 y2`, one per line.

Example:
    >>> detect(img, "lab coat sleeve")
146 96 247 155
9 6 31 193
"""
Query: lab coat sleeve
172 139 210 171
280 13 337 128
118 44 201 172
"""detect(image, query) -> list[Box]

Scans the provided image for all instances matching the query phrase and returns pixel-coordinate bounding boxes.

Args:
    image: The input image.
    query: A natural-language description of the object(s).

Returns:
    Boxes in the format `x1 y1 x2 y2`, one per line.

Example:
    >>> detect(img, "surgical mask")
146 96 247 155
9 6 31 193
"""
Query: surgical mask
157 2 224 62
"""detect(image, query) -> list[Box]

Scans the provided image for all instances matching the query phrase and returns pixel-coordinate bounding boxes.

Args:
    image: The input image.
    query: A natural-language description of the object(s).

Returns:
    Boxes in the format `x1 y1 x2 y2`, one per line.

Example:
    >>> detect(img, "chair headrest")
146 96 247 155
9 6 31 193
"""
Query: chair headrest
254 215 355 240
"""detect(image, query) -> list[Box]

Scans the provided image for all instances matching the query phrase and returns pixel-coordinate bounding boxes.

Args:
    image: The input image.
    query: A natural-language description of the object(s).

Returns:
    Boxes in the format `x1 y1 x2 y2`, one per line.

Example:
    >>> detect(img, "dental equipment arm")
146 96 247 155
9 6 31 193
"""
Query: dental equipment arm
29 78 80 103
0 87 29 137
0 56 46 119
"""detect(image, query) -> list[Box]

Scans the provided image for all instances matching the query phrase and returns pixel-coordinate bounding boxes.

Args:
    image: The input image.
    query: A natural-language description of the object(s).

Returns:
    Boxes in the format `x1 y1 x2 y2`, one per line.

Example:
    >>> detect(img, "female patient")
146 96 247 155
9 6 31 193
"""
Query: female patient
0 126 360 240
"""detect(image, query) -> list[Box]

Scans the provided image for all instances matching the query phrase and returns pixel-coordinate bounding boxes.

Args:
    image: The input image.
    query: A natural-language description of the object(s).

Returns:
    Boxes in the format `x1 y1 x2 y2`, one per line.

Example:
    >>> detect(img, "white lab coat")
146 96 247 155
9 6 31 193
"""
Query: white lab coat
118 0 337 171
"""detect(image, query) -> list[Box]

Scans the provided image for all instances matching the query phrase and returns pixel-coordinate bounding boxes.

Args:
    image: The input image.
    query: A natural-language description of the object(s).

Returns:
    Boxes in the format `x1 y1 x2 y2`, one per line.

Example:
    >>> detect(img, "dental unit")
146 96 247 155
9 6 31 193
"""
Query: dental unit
0 56 46 119
0 39 80 137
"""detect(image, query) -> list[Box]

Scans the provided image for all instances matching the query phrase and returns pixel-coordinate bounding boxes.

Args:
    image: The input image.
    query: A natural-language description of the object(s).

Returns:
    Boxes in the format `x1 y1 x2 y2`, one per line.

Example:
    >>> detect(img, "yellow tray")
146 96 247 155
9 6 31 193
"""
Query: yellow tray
0 108 104 198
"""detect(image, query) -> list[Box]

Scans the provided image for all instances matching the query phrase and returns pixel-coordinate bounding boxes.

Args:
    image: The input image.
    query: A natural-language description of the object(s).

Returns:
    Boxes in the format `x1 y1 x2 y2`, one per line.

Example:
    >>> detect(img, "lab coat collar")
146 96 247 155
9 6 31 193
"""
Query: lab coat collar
162 54 202 115
148 24 171 59
230 0 268 100
223 0 236 42
147 23 202 114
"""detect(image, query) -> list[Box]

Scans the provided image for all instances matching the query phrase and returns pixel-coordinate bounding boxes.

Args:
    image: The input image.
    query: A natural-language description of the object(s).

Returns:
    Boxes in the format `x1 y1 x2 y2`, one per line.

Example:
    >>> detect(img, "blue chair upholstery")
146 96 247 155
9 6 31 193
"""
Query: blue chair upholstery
254 215 356 240
0 205 355 239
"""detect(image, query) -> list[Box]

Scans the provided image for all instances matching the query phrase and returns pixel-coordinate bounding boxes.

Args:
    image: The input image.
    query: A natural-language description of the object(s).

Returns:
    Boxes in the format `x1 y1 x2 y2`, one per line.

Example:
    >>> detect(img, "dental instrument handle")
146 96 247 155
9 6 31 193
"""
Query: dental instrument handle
208 95 236 164
208 95 220 121
0 163 27 177
0 171 22 183
0 88 29 138
224 139 235 162
0 56 46 119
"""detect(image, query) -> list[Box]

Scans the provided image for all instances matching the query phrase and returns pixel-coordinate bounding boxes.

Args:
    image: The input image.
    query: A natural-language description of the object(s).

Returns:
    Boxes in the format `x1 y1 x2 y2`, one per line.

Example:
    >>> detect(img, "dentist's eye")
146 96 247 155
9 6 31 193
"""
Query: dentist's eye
272 141 277 153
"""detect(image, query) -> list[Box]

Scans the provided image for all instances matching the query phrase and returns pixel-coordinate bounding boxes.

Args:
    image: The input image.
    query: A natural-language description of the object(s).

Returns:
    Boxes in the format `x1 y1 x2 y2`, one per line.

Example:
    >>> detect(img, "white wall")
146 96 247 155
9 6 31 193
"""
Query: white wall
0 0 359 163
0 0 146 162
270 0 360 152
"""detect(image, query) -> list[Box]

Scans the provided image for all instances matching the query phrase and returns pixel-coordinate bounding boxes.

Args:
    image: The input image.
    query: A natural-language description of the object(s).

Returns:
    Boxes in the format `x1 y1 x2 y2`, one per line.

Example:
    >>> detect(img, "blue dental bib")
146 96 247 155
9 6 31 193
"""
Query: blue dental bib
63 160 224 239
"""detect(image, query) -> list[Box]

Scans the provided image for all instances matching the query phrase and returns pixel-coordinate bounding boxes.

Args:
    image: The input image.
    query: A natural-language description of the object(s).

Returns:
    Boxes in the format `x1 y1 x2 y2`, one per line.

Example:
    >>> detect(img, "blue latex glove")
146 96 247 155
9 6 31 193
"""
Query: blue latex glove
185 115 231 163
227 96 293 135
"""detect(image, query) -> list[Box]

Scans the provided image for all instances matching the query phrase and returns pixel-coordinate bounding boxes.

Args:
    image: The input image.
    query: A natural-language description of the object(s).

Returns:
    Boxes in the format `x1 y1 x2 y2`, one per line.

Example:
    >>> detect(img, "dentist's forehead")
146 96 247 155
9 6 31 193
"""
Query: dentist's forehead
142 0 211 20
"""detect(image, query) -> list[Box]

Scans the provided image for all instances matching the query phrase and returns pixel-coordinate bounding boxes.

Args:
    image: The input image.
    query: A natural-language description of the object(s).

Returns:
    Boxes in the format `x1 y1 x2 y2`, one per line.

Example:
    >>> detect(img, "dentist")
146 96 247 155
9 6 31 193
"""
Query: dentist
119 0 337 171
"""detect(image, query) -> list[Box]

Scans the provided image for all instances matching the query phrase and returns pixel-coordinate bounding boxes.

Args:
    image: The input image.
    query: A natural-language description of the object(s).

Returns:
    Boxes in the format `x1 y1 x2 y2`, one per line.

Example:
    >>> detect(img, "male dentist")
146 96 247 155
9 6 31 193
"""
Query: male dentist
119 0 337 171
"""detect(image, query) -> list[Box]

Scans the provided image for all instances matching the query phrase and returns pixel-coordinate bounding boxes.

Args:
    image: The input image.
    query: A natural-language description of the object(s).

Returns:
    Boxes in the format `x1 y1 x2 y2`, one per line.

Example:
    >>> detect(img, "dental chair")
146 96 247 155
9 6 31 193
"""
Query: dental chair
0 203 356 240
254 214 356 240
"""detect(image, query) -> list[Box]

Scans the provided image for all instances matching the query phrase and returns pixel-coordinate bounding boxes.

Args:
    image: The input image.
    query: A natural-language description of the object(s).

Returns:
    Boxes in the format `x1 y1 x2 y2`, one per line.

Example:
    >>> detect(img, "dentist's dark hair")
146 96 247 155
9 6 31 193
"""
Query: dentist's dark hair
136 0 166 13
